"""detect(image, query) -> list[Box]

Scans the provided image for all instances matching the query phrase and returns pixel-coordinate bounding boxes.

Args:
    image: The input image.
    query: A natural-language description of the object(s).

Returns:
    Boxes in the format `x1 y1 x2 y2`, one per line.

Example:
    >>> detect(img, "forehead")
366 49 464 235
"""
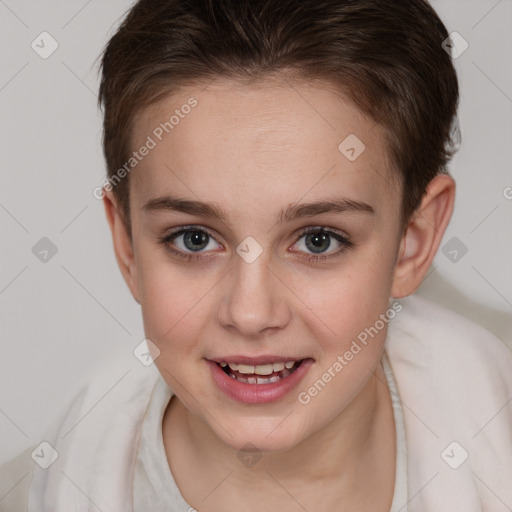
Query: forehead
129 77 400 222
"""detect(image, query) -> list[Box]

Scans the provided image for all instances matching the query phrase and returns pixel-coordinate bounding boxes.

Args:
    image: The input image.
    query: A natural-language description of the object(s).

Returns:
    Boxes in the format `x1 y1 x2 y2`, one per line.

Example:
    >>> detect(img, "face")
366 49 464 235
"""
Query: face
120 77 405 452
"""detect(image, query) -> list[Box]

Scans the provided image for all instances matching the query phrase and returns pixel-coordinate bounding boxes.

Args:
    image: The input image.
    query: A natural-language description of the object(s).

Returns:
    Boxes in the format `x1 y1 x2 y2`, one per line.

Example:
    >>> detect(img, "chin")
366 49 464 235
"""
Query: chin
210 415 310 455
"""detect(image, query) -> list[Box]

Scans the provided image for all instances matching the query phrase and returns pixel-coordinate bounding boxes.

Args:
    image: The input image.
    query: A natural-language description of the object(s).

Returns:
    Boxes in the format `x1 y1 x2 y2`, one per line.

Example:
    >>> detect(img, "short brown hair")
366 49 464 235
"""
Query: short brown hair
98 0 459 234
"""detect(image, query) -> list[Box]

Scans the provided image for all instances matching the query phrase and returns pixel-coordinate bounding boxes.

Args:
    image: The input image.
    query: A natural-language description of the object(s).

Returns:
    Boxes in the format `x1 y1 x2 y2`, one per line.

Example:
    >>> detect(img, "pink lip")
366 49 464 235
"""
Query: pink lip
207 358 314 404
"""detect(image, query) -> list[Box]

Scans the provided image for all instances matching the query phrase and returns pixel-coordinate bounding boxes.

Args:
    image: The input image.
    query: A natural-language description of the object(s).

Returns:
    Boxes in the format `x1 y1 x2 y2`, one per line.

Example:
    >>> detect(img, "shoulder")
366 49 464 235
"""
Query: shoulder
385 292 512 436
385 294 512 507
0 446 35 512
386 293 512 381
0 351 161 510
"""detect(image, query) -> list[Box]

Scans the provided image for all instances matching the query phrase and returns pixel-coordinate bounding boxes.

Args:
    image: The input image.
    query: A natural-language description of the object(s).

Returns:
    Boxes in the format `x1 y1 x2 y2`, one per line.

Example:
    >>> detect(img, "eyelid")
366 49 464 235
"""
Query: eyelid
295 225 351 241
159 224 223 260
164 224 220 241
290 226 353 260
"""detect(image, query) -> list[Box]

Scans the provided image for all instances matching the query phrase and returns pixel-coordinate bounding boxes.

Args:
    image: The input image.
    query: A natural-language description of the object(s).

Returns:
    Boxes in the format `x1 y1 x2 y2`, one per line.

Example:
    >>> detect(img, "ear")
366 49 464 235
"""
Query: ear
391 173 455 298
102 189 141 304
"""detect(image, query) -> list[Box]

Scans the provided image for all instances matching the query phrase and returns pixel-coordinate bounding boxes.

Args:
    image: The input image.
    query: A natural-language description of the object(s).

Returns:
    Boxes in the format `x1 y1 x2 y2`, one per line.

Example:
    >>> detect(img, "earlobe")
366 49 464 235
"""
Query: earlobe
391 174 455 298
102 189 141 304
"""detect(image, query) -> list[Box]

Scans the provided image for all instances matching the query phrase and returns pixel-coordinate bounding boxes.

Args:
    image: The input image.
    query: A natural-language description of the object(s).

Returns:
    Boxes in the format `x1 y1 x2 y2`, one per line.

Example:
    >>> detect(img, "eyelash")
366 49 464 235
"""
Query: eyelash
158 224 354 262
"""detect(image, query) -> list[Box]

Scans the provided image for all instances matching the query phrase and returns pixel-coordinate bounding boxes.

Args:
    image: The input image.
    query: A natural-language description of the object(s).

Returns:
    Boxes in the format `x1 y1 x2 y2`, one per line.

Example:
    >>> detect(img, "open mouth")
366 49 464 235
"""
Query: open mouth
209 357 314 404
216 360 304 384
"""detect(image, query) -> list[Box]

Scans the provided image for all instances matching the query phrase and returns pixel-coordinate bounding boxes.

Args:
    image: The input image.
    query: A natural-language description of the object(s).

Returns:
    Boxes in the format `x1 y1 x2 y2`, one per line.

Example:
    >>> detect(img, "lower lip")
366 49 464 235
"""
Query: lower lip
207 359 314 404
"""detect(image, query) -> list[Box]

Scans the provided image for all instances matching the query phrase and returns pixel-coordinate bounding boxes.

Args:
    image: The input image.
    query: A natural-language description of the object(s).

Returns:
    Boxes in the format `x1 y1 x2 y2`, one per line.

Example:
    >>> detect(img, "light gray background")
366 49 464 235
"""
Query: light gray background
1 0 511 465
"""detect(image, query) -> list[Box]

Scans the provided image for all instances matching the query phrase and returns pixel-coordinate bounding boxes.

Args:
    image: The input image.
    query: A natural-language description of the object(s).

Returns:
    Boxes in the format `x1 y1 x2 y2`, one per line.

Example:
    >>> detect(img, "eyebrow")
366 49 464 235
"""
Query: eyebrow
142 195 375 223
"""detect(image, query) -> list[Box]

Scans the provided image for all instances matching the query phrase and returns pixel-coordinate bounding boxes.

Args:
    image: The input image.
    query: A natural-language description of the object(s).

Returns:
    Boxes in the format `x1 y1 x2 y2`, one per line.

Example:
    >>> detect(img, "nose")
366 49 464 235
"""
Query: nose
217 251 292 338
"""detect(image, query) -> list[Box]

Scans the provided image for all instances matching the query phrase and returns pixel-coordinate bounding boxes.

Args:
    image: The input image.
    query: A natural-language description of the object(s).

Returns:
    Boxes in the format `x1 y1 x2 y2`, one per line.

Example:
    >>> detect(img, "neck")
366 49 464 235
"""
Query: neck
162 360 395 510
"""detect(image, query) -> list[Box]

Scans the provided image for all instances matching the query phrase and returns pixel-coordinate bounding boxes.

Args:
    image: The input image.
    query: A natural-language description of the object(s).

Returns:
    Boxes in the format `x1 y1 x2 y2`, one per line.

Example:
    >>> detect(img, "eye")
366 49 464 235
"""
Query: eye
159 225 353 262
291 227 353 261
159 225 222 261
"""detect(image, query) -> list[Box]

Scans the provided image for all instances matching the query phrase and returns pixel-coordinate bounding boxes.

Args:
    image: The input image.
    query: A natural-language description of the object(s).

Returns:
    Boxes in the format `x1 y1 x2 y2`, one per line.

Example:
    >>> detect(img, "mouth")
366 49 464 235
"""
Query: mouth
217 360 303 384
207 357 313 404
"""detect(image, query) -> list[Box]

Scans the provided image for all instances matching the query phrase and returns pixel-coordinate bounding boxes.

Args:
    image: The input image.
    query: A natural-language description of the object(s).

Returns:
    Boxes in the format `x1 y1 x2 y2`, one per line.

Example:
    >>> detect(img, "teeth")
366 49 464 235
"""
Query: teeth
234 375 273 384
272 362 285 372
237 364 255 374
229 366 299 385
254 364 273 375
229 363 276 376
221 360 301 377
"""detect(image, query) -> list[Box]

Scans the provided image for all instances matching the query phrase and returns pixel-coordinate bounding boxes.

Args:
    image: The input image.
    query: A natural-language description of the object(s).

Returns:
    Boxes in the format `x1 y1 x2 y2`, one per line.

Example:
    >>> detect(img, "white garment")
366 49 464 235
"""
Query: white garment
131 351 408 511
384 352 409 512
1 294 511 511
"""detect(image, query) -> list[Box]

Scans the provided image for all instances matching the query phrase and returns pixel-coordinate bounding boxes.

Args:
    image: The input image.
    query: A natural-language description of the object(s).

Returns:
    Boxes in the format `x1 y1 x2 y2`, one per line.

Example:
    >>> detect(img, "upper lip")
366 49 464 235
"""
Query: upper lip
208 355 310 365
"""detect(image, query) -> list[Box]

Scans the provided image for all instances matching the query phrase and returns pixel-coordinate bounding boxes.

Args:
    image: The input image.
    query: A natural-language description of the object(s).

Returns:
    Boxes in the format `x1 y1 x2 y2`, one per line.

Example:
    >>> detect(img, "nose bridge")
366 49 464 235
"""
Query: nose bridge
217 248 291 336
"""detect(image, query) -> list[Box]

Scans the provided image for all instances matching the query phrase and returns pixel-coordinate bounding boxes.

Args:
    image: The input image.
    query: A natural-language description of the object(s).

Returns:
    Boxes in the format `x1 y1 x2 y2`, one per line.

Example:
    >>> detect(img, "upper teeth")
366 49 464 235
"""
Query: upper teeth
220 361 297 375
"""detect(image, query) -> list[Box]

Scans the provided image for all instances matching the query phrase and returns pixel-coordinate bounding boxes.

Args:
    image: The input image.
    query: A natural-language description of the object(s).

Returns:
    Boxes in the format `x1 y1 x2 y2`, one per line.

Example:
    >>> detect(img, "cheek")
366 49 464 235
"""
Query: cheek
136 248 210 347
299 241 397 339
294 259 396 417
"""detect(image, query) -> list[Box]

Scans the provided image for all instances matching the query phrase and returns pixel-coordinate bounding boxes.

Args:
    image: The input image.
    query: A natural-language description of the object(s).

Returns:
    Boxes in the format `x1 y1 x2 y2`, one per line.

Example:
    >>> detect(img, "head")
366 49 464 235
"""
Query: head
99 0 458 452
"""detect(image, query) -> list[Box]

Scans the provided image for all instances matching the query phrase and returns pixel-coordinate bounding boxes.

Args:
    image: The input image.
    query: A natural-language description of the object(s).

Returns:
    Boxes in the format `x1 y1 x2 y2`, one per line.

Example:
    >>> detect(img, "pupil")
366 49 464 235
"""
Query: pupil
306 232 330 253
184 230 209 251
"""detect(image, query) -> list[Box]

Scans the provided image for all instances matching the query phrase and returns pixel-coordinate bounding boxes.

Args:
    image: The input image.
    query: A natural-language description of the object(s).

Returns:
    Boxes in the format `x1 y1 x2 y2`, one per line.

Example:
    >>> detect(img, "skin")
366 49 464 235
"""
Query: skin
103 75 455 511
